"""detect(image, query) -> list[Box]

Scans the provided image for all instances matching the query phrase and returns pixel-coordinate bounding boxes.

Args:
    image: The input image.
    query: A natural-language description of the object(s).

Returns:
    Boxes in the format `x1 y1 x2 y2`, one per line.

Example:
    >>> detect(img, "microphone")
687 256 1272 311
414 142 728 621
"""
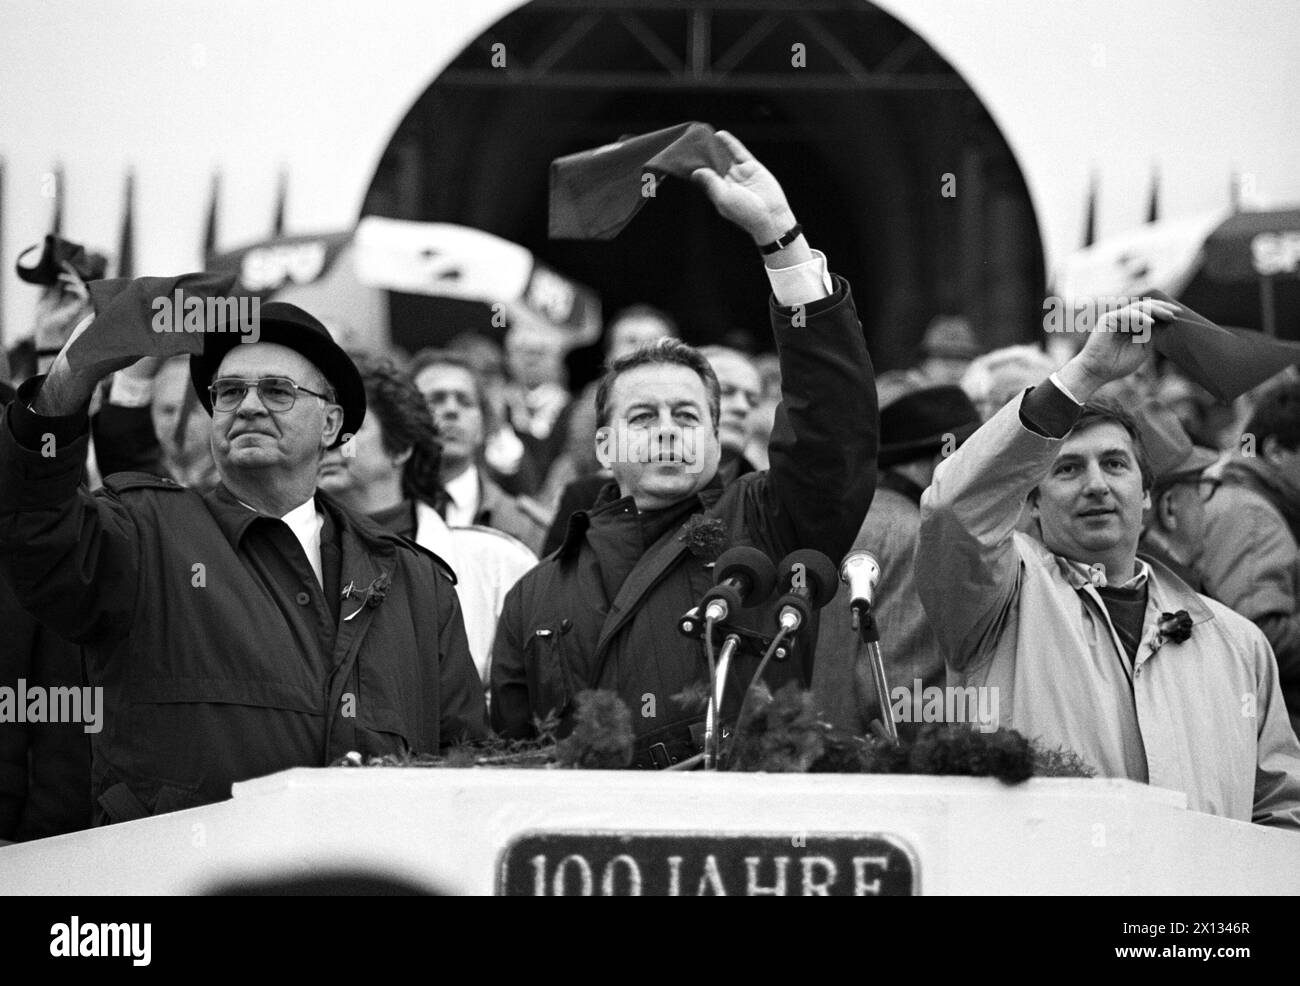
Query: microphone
840 550 881 614
774 549 839 634
700 546 777 622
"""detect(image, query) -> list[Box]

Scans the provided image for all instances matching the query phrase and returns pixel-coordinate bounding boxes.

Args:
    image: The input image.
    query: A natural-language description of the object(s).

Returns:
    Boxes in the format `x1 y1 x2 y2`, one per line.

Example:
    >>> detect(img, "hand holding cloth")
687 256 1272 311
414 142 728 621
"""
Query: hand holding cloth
1147 289 1300 401
64 272 240 380
549 122 735 240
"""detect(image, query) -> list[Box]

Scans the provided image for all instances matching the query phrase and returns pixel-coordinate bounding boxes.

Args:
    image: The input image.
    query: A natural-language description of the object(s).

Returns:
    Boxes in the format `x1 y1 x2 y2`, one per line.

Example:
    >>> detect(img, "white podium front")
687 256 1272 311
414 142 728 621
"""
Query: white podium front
1 770 1296 895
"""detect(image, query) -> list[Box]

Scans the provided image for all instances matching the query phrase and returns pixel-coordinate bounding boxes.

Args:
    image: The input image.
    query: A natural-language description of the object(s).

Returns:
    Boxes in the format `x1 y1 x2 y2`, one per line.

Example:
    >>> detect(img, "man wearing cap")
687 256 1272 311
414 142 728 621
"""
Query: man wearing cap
1199 380 1300 737
0 298 487 823
813 385 979 736
919 314 982 386
917 300 1300 828
1134 399 1221 594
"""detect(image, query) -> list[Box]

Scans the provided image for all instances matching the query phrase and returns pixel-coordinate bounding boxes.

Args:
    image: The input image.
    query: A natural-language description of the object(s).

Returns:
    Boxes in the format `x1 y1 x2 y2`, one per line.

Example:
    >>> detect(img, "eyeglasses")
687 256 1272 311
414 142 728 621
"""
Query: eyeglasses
1158 476 1221 503
209 376 335 413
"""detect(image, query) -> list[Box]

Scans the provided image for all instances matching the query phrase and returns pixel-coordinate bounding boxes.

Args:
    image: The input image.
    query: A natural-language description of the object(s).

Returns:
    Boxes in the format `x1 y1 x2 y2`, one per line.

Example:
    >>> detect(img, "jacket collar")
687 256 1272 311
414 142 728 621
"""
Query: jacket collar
204 482 399 559
556 478 726 561
475 469 508 524
1050 546 1214 627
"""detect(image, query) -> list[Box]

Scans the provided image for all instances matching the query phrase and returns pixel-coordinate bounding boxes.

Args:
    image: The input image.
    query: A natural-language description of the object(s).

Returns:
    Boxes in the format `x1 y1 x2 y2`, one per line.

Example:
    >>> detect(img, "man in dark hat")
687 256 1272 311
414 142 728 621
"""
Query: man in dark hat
812 384 979 736
1134 398 1221 593
0 298 487 824
919 314 982 386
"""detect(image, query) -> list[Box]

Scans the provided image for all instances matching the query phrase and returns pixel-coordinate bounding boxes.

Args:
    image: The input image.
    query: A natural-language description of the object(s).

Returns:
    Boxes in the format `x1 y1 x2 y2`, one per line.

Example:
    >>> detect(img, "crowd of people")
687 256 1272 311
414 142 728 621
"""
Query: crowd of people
1 130 1298 844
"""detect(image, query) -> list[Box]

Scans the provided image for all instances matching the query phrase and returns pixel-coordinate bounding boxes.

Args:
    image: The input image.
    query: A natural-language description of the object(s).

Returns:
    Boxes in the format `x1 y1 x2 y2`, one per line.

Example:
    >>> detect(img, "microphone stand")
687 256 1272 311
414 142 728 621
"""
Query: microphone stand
852 603 898 745
704 630 741 769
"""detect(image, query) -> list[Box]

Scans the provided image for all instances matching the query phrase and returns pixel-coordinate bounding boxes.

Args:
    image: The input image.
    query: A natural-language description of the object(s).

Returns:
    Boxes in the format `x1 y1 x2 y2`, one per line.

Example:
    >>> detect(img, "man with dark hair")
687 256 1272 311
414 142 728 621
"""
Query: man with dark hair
411 349 550 553
918 300 1300 828
491 132 877 766
0 301 487 823
1200 379 1300 736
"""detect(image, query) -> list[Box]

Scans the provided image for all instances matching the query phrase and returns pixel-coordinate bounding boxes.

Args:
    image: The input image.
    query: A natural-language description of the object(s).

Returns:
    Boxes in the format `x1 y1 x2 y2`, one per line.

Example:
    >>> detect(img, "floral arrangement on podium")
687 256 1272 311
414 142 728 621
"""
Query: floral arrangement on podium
334 685 1093 780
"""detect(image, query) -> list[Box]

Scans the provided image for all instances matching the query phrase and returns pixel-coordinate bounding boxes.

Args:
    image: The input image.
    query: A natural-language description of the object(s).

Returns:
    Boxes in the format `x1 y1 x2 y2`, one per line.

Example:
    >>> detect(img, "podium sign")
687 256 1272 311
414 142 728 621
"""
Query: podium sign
1 770 1296 895
498 832 917 896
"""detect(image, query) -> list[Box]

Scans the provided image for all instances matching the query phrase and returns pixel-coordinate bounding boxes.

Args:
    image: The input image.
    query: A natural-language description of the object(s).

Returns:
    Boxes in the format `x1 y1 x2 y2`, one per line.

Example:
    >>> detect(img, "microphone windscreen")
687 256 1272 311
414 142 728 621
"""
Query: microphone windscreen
713 545 777 603
778 549 840 609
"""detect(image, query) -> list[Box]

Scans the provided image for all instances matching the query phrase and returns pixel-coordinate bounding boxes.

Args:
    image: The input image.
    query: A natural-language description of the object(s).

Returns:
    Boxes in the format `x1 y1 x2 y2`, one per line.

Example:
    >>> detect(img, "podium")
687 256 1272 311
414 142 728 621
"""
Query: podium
1 769 1296 894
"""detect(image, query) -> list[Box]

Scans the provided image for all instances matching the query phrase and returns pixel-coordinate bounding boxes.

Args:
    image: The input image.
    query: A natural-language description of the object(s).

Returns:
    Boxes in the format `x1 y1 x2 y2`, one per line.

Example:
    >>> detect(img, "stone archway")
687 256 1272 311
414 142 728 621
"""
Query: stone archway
363 0 1044 378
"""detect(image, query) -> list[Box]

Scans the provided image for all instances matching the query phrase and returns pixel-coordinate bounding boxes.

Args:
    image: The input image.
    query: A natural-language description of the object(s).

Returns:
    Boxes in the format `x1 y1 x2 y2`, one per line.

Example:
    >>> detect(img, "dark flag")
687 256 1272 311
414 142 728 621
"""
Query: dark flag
202 170 220 263
1081 172 1097 248
50 162 65 236
271 168 287 237
117 170 135 278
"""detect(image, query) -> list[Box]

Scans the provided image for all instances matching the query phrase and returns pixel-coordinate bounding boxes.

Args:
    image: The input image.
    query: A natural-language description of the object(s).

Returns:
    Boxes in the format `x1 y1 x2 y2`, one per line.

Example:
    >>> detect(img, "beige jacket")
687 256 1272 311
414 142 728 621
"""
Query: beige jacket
917 392 1300 829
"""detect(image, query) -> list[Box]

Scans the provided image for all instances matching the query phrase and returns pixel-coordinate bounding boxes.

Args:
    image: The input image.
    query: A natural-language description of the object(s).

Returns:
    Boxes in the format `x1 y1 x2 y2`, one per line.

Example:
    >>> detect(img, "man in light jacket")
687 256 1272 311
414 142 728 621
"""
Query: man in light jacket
917 299 1300 829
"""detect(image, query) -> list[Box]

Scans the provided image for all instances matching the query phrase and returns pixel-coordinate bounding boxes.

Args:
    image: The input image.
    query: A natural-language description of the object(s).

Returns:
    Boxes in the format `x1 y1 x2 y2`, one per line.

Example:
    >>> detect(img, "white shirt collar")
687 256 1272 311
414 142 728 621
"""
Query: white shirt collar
443 467 480 527
237 495 325 588
1066 556 1151 590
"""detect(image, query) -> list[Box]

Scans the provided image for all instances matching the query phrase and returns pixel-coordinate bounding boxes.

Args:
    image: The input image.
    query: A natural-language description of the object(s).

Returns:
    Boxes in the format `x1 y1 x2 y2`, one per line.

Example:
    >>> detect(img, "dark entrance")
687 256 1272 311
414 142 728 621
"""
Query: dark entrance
362 0 1044 380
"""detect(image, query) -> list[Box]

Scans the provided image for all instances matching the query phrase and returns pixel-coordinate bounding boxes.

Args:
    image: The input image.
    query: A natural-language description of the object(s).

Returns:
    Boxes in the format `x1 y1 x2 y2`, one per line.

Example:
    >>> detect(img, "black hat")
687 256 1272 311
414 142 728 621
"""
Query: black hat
189 301 365 449
878 385 980 468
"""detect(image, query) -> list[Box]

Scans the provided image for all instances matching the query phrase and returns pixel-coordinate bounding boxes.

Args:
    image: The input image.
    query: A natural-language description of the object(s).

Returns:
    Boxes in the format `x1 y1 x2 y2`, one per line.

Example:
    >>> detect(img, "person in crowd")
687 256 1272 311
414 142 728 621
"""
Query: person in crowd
605 304 679 364
918 314 982 386
502 320 572 480
0 300 487 823
813 384 980 736
1199 380 1300 737
318 354 536 684
1155 367 1242 452
0 379 91 844
446 331 542 495
411 349 550 554
743 351 782 471
1134 399 1221 594
960 344 1059 422
137 355 220 491
491 131 878 767
538 396 607 557
917 299 1300 828
697 345 764 484
540 307 681 551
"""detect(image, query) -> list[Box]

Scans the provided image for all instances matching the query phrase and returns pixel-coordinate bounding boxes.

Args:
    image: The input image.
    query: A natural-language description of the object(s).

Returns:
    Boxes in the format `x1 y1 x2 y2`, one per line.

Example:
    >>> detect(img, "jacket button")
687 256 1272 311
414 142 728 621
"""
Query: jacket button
296 591 311 605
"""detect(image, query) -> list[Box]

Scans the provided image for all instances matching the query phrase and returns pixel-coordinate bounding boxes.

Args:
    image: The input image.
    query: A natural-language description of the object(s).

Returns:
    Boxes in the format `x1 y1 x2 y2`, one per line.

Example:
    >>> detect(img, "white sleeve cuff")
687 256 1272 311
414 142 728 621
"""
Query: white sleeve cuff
1048 371 1084 406
766 249 833 308
107 372 154 408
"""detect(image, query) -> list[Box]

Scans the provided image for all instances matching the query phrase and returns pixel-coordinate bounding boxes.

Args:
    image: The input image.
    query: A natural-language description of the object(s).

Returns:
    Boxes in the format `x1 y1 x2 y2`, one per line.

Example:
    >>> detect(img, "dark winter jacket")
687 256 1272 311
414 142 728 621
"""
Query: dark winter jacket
0 381 487 823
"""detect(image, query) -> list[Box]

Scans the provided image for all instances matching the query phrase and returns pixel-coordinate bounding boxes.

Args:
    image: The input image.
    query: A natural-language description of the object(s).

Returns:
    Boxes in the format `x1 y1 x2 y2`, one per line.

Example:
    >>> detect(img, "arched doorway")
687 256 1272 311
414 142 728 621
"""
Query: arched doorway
362 0 1044 382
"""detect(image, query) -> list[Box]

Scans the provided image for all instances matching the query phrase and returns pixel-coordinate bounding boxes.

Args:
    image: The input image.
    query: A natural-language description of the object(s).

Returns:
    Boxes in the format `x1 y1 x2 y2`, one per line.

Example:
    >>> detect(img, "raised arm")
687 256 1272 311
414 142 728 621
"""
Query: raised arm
0 298 157 643
692 131 877 560
918 299 1179 668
